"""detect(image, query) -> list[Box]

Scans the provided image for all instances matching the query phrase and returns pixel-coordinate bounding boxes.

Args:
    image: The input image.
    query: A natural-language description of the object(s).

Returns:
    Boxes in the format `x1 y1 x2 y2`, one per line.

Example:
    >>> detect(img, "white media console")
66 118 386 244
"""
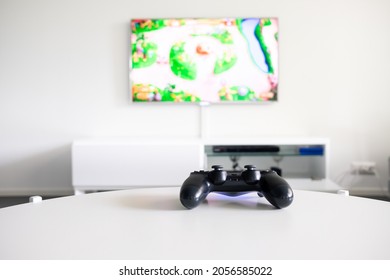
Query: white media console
72 137 339 193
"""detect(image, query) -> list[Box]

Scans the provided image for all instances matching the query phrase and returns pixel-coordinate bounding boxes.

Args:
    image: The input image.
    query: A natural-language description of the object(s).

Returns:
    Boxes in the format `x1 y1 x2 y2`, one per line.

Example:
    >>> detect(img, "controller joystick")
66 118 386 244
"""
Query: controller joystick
180 165 293 209
209 165 227 185
242 165 261 184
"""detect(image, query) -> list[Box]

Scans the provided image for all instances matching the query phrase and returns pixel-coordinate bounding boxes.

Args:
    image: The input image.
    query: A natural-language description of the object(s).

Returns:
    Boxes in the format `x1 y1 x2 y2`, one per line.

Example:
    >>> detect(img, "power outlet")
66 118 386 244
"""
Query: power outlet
350 161 376 175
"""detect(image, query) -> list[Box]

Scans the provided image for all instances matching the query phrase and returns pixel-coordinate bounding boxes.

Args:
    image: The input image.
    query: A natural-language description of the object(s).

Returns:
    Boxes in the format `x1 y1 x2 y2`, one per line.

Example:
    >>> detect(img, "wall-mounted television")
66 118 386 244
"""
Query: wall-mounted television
130 18 278 103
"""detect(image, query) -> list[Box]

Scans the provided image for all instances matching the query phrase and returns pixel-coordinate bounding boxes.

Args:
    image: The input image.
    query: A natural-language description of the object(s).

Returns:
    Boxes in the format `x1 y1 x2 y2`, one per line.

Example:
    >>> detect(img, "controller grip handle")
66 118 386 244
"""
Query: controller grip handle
180 174 211 209
260 171 294 209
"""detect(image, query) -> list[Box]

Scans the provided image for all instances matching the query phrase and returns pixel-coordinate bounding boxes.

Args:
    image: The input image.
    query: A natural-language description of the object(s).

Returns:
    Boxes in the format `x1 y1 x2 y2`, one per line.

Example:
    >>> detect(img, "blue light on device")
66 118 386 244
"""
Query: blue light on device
298 146 324 156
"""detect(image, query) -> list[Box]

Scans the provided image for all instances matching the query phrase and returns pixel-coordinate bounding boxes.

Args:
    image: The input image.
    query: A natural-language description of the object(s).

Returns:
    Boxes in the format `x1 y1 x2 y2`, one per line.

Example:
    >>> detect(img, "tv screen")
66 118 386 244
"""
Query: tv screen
130 18 278 103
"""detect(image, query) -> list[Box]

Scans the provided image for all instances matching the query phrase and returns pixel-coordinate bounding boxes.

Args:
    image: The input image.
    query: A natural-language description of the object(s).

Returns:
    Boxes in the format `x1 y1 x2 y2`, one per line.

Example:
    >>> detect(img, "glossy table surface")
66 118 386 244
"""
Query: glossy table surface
1 187 390 260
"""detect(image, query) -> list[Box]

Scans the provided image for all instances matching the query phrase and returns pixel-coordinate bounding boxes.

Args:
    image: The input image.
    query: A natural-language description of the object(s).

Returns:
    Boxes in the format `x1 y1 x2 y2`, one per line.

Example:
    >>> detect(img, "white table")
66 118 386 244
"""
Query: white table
0 187 390 260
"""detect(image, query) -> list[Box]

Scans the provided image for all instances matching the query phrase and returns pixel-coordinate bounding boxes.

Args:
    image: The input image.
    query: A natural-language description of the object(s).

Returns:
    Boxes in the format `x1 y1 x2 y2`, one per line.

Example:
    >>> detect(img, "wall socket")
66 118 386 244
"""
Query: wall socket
350 161 376 175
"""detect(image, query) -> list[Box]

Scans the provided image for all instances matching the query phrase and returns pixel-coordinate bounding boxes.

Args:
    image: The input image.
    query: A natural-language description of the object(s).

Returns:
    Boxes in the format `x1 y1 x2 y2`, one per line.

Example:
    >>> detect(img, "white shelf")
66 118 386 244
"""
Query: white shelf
286 178 341 193
72 137 331 193
346 186 390 198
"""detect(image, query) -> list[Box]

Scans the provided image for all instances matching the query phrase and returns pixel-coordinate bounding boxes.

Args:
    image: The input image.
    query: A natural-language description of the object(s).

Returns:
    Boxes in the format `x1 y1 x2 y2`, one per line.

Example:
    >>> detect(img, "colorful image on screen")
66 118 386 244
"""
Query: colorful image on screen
130 18 278 103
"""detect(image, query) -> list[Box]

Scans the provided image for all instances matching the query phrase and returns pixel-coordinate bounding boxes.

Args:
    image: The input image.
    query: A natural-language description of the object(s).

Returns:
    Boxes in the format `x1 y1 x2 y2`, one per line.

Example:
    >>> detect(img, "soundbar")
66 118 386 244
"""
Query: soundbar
212 145 280 153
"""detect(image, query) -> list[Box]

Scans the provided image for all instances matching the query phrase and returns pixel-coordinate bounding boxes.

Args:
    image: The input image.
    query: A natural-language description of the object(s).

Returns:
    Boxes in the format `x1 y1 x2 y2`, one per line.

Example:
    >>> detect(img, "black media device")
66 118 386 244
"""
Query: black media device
212 145 280 153
180 165 293 209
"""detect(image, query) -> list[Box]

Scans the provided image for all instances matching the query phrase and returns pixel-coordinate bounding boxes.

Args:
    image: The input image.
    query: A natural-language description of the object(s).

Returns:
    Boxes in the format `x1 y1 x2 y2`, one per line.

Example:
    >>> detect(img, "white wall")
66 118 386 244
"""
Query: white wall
1 0 390 195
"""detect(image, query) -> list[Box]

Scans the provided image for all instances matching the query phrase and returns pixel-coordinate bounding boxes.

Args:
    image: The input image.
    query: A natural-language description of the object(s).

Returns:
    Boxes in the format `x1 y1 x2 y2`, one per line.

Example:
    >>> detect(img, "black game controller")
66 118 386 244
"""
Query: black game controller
180 165 293 209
